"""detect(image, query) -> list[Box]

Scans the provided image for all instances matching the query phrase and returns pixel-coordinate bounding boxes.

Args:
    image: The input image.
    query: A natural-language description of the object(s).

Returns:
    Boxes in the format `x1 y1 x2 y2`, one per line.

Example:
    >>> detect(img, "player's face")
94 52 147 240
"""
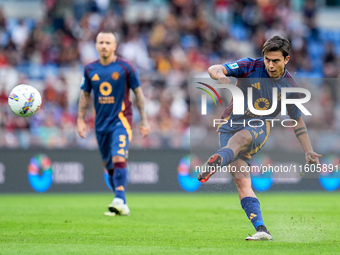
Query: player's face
264 51 290 79
96 33 117 59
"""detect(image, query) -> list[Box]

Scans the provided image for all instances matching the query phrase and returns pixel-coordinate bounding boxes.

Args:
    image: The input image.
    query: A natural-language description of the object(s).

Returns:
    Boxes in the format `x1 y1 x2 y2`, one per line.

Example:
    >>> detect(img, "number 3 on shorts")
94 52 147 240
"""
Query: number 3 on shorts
117 135 126 155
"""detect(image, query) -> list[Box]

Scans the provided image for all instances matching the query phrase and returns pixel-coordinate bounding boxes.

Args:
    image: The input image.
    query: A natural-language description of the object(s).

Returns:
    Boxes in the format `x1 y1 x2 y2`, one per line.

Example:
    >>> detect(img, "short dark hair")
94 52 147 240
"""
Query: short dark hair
262 35 290 58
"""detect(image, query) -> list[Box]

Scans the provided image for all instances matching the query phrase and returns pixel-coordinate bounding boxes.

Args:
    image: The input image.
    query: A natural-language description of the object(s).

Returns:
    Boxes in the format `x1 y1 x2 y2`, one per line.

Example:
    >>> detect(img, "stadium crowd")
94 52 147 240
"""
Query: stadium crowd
0 0 339 153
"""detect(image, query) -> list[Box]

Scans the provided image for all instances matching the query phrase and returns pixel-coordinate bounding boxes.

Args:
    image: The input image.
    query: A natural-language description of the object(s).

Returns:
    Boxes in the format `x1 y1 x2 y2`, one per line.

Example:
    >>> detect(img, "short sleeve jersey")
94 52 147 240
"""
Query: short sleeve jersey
218 57 301 132
81 57 141 133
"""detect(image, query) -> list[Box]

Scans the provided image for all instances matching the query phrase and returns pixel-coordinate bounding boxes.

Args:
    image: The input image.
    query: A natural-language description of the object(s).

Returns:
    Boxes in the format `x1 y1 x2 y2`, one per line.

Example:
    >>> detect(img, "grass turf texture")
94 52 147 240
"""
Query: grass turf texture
0 193 339 255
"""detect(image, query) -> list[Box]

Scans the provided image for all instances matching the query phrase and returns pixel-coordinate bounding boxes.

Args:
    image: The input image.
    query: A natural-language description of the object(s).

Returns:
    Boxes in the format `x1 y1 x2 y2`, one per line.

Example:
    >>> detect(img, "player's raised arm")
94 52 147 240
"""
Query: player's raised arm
133 87 150 138
207 64 231 84
292 117 322 164
77 90 91 139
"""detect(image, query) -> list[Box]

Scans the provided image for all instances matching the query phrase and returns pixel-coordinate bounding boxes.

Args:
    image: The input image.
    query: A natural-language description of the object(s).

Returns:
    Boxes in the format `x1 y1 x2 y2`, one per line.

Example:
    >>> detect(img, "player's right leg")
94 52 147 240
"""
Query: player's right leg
95 131 122 216
107 158 130 216
198 130 253 183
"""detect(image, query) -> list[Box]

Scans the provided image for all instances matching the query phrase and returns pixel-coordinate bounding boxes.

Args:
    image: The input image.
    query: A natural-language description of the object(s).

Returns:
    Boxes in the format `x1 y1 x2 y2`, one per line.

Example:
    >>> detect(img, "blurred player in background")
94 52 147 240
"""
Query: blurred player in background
77 30 150 216
198 35 321 240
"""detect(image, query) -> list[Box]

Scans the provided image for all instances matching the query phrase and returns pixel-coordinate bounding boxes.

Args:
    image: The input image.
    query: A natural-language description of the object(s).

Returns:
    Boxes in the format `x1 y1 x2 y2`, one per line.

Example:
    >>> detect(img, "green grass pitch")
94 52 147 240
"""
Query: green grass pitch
1 192 339 255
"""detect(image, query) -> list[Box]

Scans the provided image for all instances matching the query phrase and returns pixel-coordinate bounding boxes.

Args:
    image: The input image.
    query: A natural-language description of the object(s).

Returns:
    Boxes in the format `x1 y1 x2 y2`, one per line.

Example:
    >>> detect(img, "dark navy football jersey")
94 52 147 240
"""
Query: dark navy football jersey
81 57 141 133
218 57 301 132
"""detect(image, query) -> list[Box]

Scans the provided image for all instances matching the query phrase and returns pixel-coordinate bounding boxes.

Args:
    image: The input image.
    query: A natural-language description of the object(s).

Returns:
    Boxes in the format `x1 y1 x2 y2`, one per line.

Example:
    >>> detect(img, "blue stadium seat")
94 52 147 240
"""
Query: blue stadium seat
6 17 18 33
308 40 324 58
229 24 248 41
180 35 198 49
25 18 35 31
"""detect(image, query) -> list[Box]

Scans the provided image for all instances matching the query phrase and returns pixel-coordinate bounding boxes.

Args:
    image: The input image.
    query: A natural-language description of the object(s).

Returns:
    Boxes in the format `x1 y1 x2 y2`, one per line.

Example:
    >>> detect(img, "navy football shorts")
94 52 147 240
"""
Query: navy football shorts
219 121 271 165
96 122 131 169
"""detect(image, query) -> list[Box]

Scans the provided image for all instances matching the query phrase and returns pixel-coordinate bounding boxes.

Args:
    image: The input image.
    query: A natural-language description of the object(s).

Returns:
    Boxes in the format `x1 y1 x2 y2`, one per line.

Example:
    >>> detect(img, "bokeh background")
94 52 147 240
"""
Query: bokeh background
1 4 340 253
0 0 339 153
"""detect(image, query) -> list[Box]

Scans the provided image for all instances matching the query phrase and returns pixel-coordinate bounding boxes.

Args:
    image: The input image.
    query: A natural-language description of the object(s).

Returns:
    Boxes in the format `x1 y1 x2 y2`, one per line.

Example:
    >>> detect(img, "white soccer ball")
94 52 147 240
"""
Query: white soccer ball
8 84 42 117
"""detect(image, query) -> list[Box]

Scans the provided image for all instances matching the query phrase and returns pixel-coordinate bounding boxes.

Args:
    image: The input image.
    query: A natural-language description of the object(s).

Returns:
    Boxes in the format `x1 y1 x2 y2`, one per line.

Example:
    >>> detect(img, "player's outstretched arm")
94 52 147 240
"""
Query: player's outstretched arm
293 117 322 164
207 64 231 84
77 90 91 139
133 87 150 138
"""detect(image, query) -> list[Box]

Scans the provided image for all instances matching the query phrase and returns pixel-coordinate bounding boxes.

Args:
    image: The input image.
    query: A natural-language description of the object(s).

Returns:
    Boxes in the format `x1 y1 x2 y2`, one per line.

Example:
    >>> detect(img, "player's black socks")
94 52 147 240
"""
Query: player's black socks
256 225 268 232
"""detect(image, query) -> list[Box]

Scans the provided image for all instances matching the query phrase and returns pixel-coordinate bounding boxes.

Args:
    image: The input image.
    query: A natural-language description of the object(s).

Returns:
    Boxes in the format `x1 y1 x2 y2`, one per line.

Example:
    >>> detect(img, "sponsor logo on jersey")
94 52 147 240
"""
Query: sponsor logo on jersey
99 82 112 96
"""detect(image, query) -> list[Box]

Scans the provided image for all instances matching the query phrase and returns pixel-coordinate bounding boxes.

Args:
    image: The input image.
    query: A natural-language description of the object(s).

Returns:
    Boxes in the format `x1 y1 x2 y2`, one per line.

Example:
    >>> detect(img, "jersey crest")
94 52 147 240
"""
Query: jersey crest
112 72 120 80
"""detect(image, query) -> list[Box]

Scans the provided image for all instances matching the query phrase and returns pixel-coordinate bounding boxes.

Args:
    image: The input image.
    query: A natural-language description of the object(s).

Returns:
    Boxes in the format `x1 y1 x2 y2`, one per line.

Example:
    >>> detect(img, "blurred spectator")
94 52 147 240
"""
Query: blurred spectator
0 0 338 152
303 0 318 40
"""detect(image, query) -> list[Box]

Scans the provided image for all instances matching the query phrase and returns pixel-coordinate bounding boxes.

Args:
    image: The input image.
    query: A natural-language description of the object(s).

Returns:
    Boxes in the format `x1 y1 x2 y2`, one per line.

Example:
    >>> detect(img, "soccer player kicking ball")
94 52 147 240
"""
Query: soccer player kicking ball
77 30 150 216
198 35 321 240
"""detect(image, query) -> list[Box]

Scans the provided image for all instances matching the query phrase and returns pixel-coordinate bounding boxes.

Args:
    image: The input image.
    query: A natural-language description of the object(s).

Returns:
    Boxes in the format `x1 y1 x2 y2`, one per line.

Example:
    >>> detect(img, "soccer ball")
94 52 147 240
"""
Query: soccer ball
8 84 42 117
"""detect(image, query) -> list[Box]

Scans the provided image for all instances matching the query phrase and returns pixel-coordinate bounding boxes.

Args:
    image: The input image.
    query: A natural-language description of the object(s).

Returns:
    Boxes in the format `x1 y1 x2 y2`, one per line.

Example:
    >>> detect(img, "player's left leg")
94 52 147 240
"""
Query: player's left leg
107 156 130 216
230 159 272 241
107 124 131 216
95 131 123 216
230 123 272 240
